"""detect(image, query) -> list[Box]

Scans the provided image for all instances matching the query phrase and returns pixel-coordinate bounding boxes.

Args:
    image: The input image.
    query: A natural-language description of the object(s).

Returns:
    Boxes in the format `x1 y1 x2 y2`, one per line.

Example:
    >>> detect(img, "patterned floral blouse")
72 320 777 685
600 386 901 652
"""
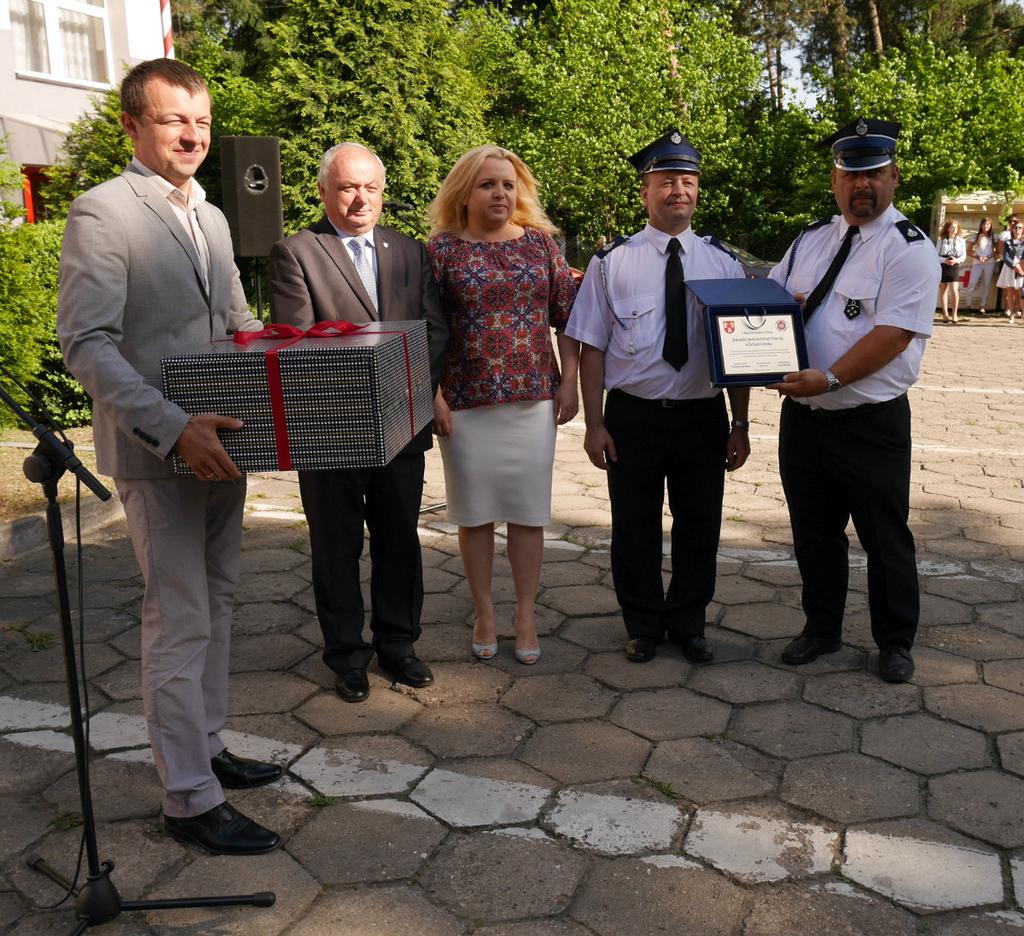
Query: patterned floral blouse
427 227 577 411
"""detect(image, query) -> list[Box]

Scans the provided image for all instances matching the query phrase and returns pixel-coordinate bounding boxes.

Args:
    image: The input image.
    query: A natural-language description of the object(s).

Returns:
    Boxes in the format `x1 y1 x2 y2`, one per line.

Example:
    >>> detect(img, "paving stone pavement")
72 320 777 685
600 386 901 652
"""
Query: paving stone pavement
0 321 1023 934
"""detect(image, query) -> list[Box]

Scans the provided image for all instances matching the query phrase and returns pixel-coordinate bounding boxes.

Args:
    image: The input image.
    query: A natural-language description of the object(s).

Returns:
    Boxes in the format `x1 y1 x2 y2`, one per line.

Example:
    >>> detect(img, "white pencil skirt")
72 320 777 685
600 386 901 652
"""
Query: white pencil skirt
438 399 556 528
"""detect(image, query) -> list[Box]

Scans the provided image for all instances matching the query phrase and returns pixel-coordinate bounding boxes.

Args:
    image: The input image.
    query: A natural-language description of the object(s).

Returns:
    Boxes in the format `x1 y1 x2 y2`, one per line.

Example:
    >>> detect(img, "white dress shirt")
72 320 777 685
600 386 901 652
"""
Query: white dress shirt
769 203 939 410
567 223 744 400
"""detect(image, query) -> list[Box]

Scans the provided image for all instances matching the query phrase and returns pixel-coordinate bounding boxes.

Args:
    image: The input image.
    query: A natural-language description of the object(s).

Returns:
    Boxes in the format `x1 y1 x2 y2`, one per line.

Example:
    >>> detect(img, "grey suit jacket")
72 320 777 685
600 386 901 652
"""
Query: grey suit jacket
58 163 259 479
267 217 448 454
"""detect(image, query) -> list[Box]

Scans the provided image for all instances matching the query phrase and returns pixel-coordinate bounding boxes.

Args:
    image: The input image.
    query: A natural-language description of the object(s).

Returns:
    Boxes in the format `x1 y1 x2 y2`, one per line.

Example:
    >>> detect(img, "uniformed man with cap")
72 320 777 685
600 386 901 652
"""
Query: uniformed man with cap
766 118 940 683
566 130 750 664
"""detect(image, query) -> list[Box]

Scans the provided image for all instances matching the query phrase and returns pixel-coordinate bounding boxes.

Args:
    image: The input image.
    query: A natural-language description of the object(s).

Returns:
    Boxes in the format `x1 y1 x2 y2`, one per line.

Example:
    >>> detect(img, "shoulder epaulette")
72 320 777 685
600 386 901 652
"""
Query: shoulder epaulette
804 218 832 232
596 235 629 259
895 220 928 244
703 235 736 259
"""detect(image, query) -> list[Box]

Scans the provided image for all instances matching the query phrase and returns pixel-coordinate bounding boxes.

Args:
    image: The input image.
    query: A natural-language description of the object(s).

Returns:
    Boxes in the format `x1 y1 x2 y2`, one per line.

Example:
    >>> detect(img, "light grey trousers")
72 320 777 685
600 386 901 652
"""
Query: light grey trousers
116 475 246 818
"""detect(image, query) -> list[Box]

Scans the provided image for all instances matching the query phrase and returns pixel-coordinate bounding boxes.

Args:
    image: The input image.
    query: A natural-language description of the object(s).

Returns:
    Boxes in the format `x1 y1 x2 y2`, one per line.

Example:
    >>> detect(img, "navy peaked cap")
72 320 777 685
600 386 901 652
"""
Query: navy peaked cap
627 129 701 175
819 118 901 171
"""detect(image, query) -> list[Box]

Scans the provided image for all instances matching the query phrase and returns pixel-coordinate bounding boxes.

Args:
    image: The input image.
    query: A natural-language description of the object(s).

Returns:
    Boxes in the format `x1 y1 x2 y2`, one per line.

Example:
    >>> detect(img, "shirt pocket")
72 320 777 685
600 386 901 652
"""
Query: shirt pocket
610 293 658 353
833 270 881 318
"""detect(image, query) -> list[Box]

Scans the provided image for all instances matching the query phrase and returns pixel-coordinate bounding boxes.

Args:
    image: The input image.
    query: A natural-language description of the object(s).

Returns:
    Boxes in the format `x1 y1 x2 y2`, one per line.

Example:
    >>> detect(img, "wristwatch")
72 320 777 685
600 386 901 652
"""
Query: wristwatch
823 369 842 392
731 418 750 430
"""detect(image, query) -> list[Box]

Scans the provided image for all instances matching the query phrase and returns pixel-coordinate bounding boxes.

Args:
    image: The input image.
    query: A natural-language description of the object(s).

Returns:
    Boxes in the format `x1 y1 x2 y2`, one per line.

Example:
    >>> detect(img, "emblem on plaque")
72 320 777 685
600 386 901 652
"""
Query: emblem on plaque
723 321 735 334
776 319 787 331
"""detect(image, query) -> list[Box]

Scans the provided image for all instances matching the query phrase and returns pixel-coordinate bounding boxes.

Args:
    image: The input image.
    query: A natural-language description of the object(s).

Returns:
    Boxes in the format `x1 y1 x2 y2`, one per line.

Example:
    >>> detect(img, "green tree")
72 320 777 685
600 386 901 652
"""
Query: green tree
171 0 283 75
0 139 26 225
461 0 762 243
265 0 489 235
0 218 91 427
823 37 1024 227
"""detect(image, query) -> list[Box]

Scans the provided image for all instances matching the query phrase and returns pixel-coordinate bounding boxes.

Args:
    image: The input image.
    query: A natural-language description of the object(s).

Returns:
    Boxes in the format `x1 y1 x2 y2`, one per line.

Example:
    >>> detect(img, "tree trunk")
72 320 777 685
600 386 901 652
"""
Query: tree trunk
829 0 851 95
765 35 780 112
775 42 785 109
867 0 885 59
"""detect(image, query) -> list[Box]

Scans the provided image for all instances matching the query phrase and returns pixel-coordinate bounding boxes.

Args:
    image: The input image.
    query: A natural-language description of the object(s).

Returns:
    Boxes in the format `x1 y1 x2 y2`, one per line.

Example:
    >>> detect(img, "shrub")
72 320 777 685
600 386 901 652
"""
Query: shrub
0 219 91 428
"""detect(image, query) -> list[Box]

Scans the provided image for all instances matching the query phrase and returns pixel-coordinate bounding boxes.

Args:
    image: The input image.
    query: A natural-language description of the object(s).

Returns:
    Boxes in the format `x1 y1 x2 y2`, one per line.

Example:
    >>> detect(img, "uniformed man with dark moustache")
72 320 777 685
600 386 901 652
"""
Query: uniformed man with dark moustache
567 130 751 665
766 118 940 683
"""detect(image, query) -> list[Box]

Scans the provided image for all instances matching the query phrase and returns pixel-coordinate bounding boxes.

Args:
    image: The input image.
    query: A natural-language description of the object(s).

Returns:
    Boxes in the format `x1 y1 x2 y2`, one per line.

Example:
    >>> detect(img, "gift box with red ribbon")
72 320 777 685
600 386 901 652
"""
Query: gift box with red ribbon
160 319 432 474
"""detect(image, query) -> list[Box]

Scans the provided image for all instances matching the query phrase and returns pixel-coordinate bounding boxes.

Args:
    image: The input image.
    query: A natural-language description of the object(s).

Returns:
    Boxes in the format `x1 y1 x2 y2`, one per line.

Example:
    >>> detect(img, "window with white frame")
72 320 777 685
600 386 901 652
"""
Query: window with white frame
11 0 111 86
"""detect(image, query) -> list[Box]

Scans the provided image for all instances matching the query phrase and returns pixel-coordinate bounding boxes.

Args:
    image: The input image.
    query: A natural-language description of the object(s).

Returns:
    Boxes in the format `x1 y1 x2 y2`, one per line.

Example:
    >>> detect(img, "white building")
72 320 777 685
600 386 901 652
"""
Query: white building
0 0 168 219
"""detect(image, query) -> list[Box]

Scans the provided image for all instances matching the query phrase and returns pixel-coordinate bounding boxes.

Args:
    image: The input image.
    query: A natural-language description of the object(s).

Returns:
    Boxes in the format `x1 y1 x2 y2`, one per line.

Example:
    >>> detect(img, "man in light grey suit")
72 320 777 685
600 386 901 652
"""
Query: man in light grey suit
269 143 448 704
58 59 280 856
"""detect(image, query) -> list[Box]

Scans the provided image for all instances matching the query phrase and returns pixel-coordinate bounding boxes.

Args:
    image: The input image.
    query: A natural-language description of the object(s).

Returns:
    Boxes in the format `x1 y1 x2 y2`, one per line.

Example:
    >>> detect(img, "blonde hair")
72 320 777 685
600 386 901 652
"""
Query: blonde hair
428 144 559 237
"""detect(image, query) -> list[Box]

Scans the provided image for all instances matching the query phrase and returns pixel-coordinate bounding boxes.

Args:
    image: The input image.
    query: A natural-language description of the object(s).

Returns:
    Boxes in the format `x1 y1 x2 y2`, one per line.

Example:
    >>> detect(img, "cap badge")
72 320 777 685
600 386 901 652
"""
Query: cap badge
856 119 868 136
671 131 682 144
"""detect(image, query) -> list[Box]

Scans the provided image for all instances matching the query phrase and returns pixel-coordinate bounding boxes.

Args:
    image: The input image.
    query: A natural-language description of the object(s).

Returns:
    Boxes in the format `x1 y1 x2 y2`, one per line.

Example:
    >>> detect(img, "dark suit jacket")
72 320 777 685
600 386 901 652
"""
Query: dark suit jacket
268 217 447 454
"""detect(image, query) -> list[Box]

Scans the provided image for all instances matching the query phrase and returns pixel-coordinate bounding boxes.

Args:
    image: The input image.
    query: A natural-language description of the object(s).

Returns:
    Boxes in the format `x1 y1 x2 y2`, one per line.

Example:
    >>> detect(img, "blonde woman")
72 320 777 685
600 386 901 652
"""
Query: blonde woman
427 145 579 664
936 219 966 323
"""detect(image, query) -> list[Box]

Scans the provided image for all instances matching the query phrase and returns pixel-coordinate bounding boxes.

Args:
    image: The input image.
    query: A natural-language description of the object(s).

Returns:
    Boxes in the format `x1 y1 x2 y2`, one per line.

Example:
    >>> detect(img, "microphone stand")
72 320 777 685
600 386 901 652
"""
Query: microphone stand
0 380 274 933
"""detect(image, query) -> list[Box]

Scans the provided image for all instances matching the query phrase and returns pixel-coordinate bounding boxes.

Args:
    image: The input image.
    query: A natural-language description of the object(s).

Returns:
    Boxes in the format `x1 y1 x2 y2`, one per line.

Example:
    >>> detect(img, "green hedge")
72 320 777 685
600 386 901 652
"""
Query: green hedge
0 219 92 428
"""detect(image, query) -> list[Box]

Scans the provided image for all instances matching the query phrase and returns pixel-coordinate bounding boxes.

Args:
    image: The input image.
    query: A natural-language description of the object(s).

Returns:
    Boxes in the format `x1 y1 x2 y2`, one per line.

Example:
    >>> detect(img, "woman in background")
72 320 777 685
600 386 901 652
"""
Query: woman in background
966 217 995 315
936 219 967 323
427 145 579 664
996 218 1024 324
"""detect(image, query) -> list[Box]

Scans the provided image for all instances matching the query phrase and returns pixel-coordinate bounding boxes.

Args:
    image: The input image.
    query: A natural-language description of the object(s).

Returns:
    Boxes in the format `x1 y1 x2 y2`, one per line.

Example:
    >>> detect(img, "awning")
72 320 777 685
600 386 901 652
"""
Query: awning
1 112 72 166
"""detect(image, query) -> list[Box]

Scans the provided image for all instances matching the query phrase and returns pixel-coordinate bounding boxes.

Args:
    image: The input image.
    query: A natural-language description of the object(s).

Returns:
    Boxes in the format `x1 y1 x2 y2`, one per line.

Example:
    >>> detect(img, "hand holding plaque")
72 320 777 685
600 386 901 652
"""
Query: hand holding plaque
687 278 809 387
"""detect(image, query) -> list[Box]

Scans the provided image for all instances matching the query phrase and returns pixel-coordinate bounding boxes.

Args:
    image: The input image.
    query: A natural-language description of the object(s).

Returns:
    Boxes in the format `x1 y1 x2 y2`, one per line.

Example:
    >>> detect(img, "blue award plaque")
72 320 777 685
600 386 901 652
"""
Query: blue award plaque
687 278 809 387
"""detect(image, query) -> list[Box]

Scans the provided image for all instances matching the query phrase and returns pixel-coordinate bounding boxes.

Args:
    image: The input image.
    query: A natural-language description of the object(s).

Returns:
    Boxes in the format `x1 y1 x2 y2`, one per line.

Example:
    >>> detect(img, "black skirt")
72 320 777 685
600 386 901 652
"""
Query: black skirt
940 262 962 283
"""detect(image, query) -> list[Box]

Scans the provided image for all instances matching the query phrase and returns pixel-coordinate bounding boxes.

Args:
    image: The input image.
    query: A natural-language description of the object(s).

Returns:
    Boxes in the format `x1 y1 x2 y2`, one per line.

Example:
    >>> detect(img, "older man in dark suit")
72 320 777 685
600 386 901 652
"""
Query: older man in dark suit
269 143 448 703
58 59 280 855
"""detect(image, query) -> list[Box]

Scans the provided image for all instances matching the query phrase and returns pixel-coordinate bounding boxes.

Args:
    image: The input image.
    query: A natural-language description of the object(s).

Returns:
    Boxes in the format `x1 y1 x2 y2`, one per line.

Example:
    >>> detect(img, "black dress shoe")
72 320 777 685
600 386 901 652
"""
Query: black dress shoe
336 668 370 703
625 637 657 662
164 802 281 855
378 655 434 688
211 749 283 789
678 635 713 664
780 633 842 665
878 646 915 683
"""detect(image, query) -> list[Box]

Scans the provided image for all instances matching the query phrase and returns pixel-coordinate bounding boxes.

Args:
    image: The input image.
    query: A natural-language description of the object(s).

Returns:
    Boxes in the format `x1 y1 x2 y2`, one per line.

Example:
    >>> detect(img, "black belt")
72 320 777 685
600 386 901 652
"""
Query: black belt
609 388 722 410
795 393 907 421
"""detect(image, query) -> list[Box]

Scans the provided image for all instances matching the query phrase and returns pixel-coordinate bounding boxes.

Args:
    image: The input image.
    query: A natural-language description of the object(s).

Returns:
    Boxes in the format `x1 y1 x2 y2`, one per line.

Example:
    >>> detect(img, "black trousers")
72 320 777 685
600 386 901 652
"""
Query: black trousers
298 452 425 673
605 389 728 642
778 395 918 650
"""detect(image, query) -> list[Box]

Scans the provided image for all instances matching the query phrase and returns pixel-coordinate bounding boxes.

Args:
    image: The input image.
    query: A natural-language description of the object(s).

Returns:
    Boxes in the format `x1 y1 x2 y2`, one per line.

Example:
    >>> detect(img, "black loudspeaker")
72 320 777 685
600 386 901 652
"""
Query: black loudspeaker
219 136 284 257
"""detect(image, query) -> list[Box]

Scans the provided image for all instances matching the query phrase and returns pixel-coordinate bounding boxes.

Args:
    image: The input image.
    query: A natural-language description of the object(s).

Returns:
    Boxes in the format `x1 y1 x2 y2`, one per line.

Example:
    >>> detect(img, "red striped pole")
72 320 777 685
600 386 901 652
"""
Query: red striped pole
161 0 175 59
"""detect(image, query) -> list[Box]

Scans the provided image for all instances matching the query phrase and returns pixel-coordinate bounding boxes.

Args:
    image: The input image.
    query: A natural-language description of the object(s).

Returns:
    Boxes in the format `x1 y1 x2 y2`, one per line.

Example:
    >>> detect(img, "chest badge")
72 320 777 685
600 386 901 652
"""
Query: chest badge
843 298 862 320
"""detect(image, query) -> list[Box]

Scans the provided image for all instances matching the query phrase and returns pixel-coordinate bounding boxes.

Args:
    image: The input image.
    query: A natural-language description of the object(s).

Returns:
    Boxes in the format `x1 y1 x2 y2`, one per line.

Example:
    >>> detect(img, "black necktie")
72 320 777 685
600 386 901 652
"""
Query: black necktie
803 225 859 322
662 237 687 370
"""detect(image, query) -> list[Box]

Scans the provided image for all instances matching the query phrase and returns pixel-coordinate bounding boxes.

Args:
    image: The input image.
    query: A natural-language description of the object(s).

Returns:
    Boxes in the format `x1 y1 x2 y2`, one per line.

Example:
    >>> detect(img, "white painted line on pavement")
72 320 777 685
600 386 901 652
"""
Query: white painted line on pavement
843 829 1003 912
684 808 837 883
917 384 1024 396
641 854 704 871
546 789 683 856
411 768 550 828
0 694 1011 911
